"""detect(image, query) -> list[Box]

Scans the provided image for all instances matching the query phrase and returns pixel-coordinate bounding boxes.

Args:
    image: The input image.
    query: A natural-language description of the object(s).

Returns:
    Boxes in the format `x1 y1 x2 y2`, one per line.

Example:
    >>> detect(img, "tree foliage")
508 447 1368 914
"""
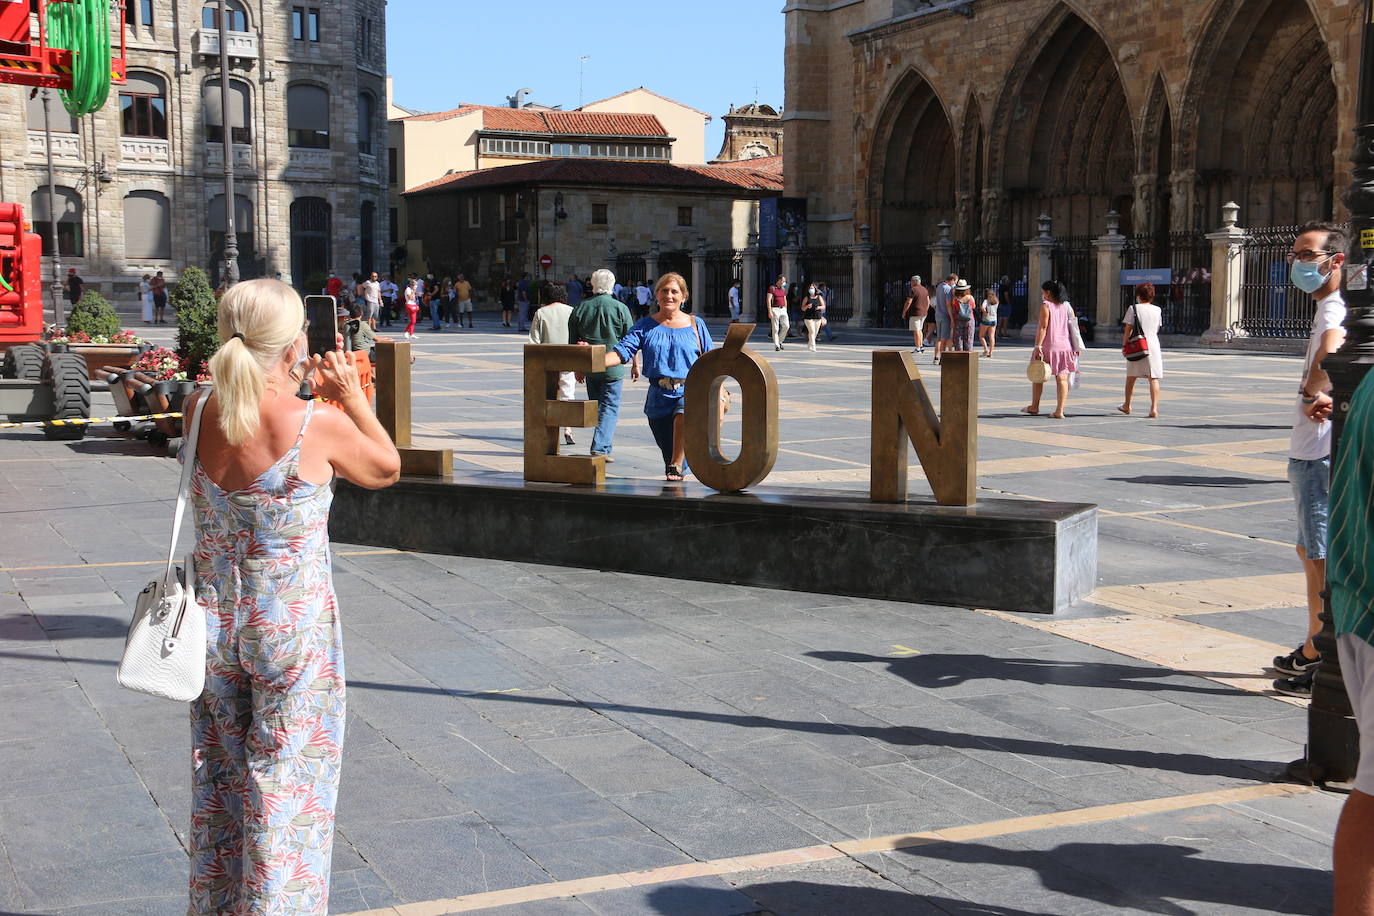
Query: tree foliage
170 267 219 378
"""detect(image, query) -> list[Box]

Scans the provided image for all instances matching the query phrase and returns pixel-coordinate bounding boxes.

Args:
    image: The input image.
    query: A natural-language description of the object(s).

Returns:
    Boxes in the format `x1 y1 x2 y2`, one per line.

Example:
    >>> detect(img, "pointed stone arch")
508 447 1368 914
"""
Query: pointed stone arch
869 68 957 248
957 93 986 239
1179 0 1336 227
987 2 1135 238
1131 74 1174 236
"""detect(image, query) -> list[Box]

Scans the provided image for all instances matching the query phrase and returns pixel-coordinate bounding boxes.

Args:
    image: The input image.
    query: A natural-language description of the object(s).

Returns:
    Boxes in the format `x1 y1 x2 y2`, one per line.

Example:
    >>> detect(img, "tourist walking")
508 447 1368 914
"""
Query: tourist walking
379 274 397 327
402 277 420 339
978 289 999 357
728 279 742 322
1271 221 1348 698
901 275 930 353
530 280 578 446
817 281 838 341
139 274 154 324
801 283 827 351
185 279 399 916
362 271 382 330
151 271 168 324
1022 280 1081 419
500 279 515 327
601 272 714 481
1118 282 1165 417
634 279 653 319
933 273 955 363
454 273 474 328
767 274 790 351
949 279 976 352
570 268 635 461
516 273 532 331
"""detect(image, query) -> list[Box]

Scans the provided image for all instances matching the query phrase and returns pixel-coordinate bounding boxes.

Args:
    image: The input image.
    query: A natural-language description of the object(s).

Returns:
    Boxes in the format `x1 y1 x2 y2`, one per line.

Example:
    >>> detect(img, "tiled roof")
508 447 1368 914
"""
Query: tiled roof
398 104 667 138
709 155 782 176
405 158 782 196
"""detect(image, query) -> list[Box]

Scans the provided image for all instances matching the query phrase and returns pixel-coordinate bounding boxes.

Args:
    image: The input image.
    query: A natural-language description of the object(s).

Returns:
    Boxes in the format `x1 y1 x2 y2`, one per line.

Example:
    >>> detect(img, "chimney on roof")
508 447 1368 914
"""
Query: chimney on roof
507 88 532 109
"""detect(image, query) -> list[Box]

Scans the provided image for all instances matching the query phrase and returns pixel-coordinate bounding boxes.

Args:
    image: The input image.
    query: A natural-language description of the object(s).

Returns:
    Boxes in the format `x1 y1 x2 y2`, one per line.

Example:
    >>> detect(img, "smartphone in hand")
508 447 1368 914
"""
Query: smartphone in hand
303 295 338 355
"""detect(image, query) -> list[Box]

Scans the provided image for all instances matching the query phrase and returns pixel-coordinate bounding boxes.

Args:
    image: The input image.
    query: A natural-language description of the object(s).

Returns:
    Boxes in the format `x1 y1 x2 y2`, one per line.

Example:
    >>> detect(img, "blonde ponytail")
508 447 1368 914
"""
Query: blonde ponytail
208 279 306 445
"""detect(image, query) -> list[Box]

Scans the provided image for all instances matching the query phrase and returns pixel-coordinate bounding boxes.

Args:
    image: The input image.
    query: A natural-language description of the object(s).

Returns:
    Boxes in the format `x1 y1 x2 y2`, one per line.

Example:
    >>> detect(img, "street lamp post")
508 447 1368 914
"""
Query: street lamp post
1296 0 1374 790
40 89 64 328
217 0 239 287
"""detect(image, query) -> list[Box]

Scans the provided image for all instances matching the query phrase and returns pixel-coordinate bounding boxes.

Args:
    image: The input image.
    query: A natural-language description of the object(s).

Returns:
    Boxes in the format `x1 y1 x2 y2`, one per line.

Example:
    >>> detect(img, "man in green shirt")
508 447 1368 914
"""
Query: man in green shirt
1328 365 1374 913
569 268 636 461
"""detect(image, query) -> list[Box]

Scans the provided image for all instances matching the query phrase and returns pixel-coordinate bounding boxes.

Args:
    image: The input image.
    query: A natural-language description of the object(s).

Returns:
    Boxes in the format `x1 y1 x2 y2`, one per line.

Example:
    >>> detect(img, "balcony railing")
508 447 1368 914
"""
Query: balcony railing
27 130 82 163
119 137 172 169
194 29 258 60
286 148 331 175
205 142 255 172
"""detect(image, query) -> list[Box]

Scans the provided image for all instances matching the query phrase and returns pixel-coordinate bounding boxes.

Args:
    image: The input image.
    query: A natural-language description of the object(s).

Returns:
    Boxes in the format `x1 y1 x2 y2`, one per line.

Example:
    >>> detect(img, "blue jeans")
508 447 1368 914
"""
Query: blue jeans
430 300 441 330
647 410 688 474
585 376 623 456
1289 456 1331 559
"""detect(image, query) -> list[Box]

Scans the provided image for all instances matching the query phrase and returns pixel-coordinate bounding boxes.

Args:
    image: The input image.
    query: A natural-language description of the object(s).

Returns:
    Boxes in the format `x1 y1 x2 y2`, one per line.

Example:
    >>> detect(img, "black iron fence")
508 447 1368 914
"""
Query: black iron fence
952 238 1030 327
1237 225 1320 338
614 252 646 289
657 249 691 283
754 247 781 317
1117 233 1212 335
799 246 855 323
1050 236 1097 317
873 245 932 327
702 249 742 318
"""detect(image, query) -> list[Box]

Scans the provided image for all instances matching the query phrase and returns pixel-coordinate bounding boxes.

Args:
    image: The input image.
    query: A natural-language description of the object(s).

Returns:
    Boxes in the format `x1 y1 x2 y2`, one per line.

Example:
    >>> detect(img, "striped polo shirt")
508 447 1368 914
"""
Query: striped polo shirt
1330 369 1374 646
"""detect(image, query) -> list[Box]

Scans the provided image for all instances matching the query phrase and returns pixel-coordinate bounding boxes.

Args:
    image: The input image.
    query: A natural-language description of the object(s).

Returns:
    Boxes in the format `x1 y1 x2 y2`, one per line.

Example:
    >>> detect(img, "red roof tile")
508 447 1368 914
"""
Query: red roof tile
397 104 667 137
405 158 782 196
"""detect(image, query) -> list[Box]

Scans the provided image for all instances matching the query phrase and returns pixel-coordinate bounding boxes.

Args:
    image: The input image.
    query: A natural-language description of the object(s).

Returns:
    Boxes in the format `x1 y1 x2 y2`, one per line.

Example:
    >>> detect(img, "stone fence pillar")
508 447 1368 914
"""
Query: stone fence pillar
691 237 708 316
781 232 801 287
1022 214 1055 340
1201 201 1247 346
1093 211 1126 334
849 224 876 327
741 233 760 324
930 220 955 282
644 240 660 285
605 238 618 273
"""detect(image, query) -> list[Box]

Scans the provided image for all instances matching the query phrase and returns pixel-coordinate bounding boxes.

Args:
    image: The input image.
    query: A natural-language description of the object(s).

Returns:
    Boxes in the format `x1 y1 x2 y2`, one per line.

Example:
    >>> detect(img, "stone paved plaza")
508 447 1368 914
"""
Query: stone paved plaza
0 319 1347 915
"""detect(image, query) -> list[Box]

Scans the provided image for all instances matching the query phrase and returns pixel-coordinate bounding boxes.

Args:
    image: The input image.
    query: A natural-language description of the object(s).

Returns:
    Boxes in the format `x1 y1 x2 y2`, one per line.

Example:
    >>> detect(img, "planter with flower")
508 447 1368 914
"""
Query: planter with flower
45 291 152 378
127 346 195 439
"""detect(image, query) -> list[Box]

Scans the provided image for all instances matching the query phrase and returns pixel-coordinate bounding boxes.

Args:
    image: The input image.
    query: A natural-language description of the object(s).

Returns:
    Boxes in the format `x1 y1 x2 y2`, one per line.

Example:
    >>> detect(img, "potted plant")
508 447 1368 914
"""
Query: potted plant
46 291 151 377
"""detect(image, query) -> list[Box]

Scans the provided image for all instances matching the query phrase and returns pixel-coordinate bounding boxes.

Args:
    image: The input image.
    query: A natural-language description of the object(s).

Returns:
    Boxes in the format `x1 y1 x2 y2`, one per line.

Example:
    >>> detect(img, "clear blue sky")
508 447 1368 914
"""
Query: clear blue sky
385 1 786 159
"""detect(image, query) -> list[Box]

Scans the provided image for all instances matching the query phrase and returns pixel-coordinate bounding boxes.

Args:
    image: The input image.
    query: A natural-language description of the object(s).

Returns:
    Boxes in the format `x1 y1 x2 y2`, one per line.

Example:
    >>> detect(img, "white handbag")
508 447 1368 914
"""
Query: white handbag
117 395 210 702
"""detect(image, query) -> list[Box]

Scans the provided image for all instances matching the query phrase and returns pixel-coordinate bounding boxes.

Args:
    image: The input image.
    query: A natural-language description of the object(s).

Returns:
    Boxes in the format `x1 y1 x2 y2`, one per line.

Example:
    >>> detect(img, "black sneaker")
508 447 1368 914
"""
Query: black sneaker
1272 647 1320 677
1272 669 1313 699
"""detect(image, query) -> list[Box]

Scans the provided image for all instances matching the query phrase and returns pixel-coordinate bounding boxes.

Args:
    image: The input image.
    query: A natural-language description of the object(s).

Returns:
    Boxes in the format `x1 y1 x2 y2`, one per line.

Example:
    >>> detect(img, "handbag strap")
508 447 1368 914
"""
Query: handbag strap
164 392 208 582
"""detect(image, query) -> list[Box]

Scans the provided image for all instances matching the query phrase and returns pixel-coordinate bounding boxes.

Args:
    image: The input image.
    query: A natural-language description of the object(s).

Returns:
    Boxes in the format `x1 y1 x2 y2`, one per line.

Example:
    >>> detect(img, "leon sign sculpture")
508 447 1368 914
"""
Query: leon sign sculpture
522 327 978 507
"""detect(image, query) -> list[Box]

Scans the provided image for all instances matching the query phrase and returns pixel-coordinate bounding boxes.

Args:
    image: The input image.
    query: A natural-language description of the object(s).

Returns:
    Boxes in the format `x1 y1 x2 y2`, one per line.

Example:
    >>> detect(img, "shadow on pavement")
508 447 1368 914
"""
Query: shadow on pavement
1107 475 1286 487
0 613 128 639
805 651 1238 696
895 840 1330 915
643 881 1047 915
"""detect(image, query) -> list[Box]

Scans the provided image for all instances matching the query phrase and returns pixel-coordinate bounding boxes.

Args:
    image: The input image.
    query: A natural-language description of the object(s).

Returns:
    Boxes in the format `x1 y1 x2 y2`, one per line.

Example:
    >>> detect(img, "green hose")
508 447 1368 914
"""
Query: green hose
47 0 112 116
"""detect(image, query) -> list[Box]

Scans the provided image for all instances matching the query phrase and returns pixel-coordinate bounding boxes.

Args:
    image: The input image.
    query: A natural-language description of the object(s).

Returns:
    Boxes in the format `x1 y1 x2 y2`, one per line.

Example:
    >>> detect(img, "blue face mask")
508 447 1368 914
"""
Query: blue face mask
1291 256 1333 294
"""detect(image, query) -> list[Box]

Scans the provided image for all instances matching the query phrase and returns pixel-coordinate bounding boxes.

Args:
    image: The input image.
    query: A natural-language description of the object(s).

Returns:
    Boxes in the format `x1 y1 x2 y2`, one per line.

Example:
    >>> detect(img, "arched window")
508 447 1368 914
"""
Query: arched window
124 191 171 260
202 0 247 31
360 200 376 274
30 187 83 257
204 78 251 144
287 85 330 150
290 197 332 289
357 91 375 155
26 89 77 133
120 71 167 139
208 194 255 276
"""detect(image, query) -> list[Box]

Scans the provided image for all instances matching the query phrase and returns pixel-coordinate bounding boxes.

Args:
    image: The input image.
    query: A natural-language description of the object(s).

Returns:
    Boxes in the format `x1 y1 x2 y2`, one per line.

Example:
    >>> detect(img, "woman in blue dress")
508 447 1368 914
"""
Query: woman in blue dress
603 272 714 481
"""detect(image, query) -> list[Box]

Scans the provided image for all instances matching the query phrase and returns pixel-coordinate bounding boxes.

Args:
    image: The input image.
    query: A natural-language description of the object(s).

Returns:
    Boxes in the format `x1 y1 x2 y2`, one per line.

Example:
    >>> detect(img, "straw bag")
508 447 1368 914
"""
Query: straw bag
117 395 209 702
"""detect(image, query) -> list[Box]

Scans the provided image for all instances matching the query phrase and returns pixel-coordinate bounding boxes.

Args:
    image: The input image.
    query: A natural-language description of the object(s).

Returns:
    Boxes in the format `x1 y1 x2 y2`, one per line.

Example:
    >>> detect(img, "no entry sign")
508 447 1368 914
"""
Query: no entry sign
539 254 553 269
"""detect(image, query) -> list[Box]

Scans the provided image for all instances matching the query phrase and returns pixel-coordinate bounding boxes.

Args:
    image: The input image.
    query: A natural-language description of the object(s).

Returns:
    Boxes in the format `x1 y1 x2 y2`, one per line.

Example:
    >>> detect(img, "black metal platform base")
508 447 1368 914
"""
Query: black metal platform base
330 473 1098 614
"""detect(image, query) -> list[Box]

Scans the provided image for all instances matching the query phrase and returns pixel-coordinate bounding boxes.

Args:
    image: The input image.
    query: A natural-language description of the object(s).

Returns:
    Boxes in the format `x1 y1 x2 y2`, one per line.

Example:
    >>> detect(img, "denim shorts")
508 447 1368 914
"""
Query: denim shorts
1288 456 1331 559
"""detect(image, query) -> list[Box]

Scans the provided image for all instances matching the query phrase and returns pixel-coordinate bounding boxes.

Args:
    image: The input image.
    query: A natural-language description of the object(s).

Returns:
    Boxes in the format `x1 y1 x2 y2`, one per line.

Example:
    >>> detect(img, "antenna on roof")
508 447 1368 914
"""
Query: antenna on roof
579 56 590 109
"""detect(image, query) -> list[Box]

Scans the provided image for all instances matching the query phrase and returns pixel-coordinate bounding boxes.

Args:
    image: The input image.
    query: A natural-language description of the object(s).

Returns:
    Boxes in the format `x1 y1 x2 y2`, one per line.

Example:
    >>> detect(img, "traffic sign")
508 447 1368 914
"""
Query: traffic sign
539 254 553 268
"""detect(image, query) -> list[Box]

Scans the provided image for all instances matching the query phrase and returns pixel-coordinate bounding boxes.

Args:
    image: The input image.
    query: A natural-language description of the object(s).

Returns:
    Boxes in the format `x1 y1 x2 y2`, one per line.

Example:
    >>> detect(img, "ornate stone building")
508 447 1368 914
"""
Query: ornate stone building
712 103 784 163
785 0 1357 246
0 0 387 307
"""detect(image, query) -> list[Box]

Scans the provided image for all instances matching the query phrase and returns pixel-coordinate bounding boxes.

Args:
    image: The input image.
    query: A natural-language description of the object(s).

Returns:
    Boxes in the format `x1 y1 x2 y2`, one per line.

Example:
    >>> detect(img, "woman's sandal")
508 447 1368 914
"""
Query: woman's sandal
665 466 685 482
1020 406 1039 415
1116 405 1131 415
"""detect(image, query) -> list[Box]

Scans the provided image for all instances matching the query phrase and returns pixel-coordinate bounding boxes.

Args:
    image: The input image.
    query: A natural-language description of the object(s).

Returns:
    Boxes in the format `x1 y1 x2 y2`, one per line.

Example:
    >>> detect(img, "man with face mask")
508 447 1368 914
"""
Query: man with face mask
1270 221 1347 699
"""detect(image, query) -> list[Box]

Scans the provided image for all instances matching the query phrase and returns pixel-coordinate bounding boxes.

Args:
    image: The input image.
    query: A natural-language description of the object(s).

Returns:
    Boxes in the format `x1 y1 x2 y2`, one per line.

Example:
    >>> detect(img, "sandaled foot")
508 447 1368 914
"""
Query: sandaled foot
1050 411 1066 419
1148 411 1159 418
665 466 685 481
1116 405 1131 415
1020 406 1039 415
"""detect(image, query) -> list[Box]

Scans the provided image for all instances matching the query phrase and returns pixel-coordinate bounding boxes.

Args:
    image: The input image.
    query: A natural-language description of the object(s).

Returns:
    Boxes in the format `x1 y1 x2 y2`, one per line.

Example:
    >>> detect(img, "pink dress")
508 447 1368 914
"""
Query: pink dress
1036 300 1078 377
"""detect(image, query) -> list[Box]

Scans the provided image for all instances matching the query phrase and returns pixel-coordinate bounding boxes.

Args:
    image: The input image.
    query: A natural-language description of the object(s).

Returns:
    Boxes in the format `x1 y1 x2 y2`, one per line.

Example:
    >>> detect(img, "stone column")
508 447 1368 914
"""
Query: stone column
849 223 876 327
930 220 955 283
644 239 659 283
741 232 760 324
691 236 708 315
1022 214 1055 340
1201 201 1247 346
781 230 801 285
1093 210 1126 335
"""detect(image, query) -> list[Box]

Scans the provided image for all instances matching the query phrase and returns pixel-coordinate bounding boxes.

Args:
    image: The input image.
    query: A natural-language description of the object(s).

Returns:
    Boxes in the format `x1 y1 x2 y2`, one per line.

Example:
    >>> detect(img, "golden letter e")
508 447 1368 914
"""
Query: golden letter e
523 344 606 485
683 323 779 492
870 350 978 506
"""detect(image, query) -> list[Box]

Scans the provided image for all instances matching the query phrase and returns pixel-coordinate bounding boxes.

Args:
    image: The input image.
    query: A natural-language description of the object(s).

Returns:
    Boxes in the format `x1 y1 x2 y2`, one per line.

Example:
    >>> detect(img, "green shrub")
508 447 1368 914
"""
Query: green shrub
303 271 329 296
170 267 219 378
64 290 122 338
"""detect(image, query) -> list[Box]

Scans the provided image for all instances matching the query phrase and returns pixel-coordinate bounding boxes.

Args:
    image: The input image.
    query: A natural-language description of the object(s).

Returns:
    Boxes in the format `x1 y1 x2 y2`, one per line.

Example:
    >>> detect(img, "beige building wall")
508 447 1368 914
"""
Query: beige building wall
582 89 710 164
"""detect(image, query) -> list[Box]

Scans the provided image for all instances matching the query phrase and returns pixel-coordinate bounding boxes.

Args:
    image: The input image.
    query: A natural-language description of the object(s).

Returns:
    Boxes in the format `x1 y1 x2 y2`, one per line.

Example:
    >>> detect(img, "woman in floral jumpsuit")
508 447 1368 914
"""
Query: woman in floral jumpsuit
186 279 400 915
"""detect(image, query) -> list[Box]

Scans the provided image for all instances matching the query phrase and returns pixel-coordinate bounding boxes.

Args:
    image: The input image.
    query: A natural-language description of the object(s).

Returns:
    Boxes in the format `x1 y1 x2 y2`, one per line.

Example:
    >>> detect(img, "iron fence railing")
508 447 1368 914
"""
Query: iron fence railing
614 253 646 289
952 238 1030 327
703 249 742 318
1237 224 1328 338
1050 235 1097 317
799 246 855 323
873 245 932 328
